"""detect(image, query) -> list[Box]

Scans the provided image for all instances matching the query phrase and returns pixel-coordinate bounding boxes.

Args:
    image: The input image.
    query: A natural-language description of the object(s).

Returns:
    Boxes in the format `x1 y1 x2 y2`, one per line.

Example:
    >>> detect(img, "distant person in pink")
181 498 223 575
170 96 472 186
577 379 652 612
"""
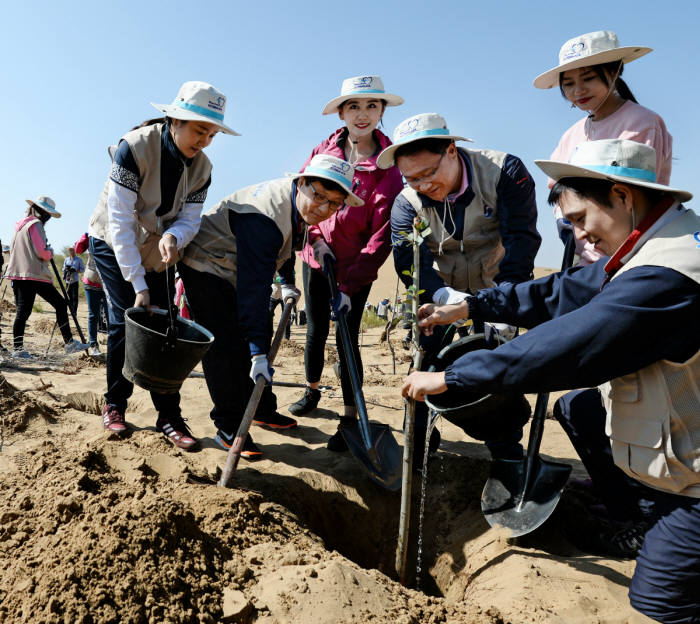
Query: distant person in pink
534 30 672 265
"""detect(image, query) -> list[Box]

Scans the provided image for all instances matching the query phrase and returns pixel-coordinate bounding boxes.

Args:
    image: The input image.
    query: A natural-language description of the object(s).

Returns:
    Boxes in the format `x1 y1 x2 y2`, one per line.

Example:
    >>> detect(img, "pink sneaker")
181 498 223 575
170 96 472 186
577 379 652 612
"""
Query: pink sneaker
156 415 197 451
102 404 127 435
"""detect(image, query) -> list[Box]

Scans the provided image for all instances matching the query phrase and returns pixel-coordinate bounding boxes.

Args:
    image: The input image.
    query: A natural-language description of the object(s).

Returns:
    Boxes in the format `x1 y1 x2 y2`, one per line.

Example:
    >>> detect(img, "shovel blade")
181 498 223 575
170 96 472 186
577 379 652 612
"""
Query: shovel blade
342 423 403 491
481 457 572 537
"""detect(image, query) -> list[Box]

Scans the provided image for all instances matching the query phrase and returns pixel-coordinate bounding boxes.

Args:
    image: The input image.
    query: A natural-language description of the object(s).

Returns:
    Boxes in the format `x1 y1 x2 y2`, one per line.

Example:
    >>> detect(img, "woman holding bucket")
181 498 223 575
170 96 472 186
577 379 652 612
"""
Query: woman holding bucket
88 81 236 449
534 30 672 265
288 75 404 451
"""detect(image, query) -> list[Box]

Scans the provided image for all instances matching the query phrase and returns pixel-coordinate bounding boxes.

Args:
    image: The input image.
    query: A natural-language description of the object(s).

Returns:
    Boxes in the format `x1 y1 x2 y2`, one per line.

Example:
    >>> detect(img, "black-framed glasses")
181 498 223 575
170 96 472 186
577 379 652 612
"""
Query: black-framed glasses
306 181 344 212
403 150 447 188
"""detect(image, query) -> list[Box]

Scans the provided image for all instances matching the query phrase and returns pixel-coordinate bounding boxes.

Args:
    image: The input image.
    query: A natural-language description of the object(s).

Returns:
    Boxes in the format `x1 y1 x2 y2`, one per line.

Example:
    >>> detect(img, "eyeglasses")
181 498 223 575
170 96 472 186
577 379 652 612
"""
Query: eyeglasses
306 181 344 212
403 150 447 188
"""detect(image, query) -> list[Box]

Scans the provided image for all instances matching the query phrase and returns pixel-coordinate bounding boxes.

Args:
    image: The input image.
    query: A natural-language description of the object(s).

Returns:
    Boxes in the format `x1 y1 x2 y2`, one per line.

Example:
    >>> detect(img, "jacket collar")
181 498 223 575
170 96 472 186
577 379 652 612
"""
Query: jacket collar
162 122 193 166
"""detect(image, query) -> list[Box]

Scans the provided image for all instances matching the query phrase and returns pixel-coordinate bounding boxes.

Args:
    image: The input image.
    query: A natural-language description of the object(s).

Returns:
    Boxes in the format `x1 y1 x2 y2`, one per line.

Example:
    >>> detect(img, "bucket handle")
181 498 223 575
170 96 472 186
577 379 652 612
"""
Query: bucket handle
164 264 179 350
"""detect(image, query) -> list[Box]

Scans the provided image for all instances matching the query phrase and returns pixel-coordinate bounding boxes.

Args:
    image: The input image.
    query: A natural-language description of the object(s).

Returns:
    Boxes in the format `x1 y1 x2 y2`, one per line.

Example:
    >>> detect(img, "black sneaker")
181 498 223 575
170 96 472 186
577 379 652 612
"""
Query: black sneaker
327 417 357 452
597 521 649 559
214 430 262 459
288 388 321 416
253 411 298 430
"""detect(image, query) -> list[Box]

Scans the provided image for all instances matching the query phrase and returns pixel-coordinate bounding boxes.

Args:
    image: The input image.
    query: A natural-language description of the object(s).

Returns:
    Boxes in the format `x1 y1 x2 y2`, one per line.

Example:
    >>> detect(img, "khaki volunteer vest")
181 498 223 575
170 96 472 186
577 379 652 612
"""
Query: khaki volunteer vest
401 148 506 292
182 178 296 286
6 218 53 282
89 123 212 272
601 208 700 497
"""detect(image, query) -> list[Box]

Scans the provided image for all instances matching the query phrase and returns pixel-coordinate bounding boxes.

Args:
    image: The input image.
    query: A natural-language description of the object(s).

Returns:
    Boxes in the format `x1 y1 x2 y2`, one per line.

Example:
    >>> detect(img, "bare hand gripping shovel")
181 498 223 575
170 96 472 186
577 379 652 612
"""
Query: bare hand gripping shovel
326 261 402 491
481 231 577 536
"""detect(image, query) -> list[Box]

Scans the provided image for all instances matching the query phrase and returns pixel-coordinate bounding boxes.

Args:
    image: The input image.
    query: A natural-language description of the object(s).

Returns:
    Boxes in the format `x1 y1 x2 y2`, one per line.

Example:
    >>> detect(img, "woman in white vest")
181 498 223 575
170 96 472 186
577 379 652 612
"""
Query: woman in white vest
4 196 88 358
403 140 699 622
88 81 237 449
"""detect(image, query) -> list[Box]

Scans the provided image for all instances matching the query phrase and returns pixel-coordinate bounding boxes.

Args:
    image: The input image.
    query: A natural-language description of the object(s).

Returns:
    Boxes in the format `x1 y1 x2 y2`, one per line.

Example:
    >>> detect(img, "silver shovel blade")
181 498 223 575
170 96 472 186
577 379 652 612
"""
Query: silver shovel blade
341 423 403 491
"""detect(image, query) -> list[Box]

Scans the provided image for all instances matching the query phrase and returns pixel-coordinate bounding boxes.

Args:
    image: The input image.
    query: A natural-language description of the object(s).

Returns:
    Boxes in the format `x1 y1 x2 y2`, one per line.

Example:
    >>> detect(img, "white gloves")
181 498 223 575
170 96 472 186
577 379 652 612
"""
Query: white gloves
331 291 352 318
433 286 468 306
250 355 273 384
485 322 518 343
312 239 335 273
281 284 301 304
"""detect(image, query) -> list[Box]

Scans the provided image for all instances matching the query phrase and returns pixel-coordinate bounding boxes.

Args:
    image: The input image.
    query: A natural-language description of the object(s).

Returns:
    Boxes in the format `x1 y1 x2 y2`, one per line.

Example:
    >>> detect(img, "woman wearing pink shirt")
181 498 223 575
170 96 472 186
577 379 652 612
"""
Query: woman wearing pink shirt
534 30 672 264
288 75 404 450
5 196 87 358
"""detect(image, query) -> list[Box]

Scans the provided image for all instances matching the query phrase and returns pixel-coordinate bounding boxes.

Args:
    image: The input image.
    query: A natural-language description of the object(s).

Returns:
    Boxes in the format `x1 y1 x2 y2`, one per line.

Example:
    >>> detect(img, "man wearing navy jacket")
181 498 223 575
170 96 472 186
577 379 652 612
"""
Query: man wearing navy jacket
378 113 541 464
402 140 700 623
180 155 363 458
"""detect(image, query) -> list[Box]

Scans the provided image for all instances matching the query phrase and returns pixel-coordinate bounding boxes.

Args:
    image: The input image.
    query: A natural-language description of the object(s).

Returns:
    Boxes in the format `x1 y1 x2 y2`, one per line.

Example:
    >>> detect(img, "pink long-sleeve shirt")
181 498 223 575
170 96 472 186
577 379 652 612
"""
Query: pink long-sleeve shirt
299 128 404 295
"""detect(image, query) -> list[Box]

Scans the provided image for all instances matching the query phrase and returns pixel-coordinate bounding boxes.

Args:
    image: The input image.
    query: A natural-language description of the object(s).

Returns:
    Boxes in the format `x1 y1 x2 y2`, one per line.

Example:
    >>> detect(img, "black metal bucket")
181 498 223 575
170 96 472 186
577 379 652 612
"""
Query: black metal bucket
123 307 214 394
425 334 530 440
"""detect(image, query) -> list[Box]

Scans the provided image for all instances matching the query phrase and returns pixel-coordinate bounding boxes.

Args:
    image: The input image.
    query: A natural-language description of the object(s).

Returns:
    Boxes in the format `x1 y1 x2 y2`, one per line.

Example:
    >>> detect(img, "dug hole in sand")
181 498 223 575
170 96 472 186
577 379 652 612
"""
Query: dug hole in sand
0 271 654 624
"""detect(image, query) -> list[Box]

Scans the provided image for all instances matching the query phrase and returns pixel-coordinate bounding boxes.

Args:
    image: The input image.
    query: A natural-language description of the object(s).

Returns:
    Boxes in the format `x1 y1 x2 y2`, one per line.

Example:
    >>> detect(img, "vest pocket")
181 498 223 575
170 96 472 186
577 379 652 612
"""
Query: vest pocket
610 417 667 480
608 372 640 403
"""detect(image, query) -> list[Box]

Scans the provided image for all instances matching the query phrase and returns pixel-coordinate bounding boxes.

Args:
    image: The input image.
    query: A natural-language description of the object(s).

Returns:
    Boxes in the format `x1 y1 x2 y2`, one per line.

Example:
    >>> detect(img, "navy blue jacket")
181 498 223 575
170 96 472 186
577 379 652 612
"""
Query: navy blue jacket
444 261 700 394
391 149 541 300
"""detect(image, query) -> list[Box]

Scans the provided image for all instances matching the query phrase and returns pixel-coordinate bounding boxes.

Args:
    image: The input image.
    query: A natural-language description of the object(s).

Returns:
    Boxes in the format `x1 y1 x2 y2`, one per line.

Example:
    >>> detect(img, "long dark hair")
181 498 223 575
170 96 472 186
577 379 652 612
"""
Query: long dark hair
130 117 168 131
559 61 637 103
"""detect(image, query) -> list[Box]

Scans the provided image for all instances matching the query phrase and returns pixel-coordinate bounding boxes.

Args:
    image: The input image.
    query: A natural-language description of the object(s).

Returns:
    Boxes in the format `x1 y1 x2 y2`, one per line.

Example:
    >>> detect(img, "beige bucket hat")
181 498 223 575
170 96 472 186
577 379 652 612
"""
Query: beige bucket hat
151 81 239 135
535 139 692 202
293 154 364 207
377 113 472 169
533 31 652 89
25 195 61 218
322 75 404 115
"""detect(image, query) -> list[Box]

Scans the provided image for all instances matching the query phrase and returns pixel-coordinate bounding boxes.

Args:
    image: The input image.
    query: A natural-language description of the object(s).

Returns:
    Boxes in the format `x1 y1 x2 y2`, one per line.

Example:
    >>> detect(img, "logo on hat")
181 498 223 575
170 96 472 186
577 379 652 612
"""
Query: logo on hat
330 161 352 176
398 118 420 137
694 231 700 247
563 41 586 60
353 76 374 89
208 96 225 111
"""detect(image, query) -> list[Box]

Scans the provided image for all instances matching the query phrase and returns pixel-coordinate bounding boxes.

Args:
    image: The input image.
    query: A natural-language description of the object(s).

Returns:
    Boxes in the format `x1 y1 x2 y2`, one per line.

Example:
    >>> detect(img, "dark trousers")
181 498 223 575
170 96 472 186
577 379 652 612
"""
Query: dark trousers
67 281 79 314
12 279 72 350
178 263 277 435
302 263 371 407
90 237 180 417
84 286 107 347
553 389 658 521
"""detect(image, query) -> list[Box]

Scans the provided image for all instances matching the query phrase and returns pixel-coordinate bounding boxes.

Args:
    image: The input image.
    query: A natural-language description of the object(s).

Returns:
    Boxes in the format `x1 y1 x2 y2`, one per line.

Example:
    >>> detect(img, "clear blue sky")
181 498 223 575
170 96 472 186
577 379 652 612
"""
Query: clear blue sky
1 0 697 268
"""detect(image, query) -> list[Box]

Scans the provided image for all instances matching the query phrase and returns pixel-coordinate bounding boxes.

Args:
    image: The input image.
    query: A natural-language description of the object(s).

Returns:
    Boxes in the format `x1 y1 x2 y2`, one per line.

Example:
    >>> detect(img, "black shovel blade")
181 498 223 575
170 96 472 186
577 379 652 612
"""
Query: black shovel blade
341 423 403 491
481 457 572 537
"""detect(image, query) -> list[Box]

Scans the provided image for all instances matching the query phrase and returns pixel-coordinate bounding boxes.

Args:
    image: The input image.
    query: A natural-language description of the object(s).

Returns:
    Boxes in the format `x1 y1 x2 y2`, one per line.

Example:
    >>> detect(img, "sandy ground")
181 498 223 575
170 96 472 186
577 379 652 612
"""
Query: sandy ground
0 265 655 624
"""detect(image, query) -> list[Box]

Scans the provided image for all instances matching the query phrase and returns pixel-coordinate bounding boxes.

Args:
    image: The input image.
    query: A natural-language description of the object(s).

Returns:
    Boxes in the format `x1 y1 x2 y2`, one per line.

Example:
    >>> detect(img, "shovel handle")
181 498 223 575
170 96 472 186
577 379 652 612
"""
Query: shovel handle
219 297 295 487
49 258 86 344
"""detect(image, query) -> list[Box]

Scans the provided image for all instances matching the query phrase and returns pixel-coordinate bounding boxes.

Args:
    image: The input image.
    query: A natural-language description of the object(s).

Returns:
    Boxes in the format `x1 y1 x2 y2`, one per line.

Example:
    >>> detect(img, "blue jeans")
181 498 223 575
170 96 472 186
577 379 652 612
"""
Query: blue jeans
89 236 180 417
84 286 106 347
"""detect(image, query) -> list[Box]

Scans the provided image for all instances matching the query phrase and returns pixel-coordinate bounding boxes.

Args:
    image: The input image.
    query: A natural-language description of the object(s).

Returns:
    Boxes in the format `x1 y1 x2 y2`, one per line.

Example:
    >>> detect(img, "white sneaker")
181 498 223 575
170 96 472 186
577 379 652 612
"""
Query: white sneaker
88 345 101 357
12 349 34 360
64 339 89 354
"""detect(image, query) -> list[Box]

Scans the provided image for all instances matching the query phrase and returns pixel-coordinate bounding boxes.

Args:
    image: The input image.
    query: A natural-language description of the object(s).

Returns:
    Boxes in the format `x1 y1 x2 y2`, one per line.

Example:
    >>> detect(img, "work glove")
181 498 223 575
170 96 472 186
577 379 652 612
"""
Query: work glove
330 291 352 319
432 286 468 306
280 284 301 304
556 217 573 244
485 322 518 344
249 355 274 384
312 239 335 273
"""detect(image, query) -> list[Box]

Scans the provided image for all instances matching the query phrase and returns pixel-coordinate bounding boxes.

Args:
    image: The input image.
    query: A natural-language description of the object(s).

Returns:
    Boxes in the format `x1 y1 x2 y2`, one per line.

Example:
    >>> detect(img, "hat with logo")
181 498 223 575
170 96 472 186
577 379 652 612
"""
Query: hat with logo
377 113 472 169
322 75 404 115
533 31 652 89
152 81 239 135
25 195 61 218
293 154 364 206
535 139 692 202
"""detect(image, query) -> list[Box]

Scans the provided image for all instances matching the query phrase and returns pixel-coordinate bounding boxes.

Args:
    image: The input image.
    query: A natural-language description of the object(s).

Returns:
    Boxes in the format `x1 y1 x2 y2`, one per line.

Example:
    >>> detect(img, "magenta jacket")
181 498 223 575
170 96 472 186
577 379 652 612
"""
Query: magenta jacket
299 128 404 295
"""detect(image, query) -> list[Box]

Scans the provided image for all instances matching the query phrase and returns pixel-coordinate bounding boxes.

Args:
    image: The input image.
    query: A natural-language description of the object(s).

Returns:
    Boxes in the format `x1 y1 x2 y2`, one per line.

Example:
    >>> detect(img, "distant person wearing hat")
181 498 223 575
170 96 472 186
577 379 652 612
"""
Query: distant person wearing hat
289 76 405 451
74 233 106 356
180 155 364 458
534 30 673 266
403 139 699 622
379 112 541 465
62 246 84 315
88 81 236 449
4 197 88 359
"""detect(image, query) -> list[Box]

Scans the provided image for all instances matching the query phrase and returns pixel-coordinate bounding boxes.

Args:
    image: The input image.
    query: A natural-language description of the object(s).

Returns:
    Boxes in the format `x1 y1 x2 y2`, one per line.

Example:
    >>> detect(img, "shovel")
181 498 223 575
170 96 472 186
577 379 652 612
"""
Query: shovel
480 231 577 536
326 261 402 491
219 297 295 488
